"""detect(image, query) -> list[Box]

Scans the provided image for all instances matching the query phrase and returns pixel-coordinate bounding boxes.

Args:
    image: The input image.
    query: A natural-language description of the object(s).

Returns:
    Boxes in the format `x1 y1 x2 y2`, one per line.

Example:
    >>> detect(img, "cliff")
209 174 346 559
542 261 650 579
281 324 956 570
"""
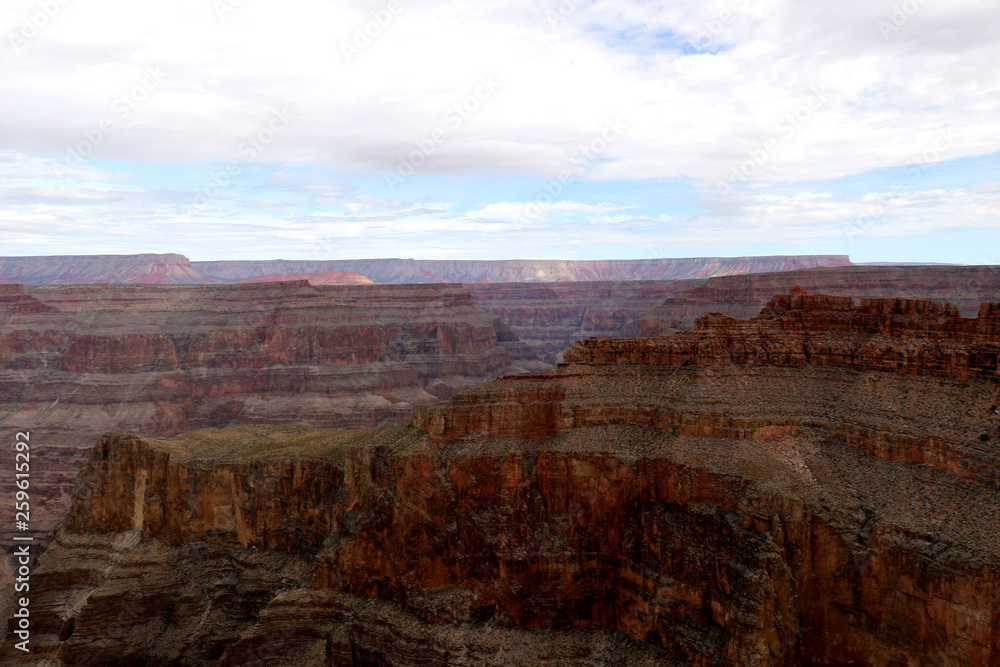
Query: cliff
194 255 852 284
4 291 1000 665
0 281 546 567
237 270 373 285
638 265 1000 336
0 253 217 284
462 280 698 364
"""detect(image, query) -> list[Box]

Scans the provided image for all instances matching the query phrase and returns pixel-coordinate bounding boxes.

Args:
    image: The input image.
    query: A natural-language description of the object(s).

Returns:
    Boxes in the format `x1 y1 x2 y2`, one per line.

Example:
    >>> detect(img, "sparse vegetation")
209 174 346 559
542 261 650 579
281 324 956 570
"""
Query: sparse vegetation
146 423 379 464
980 433 991 442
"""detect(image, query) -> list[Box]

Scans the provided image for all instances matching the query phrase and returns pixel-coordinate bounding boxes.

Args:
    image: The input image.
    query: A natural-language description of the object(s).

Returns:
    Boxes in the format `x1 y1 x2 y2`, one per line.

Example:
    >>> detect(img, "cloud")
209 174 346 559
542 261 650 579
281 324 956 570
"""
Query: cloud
1 0 997 183
1 0 998 261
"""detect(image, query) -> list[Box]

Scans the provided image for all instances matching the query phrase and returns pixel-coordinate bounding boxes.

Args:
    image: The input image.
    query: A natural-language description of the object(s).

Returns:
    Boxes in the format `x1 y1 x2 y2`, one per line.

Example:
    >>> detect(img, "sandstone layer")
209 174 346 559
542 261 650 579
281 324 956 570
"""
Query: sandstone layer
638 265 1000 336
237 271 373 285
4 291 999 665
0 253 852 286
194 255 852 284
0 281 545 563
462 280 698 364
0 253 215 284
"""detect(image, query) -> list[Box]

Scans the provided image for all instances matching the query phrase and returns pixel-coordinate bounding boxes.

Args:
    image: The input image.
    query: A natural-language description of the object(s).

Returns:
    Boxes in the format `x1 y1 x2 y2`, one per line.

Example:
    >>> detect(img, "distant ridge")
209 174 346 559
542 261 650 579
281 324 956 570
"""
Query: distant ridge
237 270 373 285
195 255 853 284
0 253 215 284
0 253 853 285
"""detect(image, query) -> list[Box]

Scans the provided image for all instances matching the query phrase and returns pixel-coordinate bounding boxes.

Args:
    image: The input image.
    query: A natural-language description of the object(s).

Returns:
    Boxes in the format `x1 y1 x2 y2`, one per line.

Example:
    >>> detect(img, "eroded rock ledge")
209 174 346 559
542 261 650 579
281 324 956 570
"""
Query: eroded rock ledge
3 291 999 666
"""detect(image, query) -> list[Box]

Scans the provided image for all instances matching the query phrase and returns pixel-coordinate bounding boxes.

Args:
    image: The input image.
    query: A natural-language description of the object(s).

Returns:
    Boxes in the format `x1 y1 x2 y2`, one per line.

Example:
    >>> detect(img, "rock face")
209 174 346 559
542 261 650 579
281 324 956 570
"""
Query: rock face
194 255 852 284
462 280 698 364
0 253 851 285
237 270 373 285
4 291 1000 665
0 253 216 284
638 264 1000 336
0 281 546 564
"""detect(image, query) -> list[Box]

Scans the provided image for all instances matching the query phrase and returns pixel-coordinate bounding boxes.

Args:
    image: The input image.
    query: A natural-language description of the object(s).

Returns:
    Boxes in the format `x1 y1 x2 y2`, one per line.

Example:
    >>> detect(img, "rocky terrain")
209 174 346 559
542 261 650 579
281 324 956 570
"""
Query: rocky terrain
0 253 852 285
462 264 1000 366
4 290 999 665
195 255 852 284
638 264 1000 336
0 281 546 575
0 253 214 285
237 271 373 285
462 280 698 364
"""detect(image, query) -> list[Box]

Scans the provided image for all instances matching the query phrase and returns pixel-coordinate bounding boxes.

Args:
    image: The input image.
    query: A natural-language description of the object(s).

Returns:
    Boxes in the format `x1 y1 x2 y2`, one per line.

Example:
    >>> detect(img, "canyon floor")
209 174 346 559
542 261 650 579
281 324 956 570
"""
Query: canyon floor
3 290 998 665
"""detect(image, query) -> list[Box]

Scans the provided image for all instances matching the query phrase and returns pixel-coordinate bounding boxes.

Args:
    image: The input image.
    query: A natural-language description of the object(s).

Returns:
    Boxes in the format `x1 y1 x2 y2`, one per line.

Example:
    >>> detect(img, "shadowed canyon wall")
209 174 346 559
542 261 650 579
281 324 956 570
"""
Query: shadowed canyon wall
0 281 546 574
4 291 998 665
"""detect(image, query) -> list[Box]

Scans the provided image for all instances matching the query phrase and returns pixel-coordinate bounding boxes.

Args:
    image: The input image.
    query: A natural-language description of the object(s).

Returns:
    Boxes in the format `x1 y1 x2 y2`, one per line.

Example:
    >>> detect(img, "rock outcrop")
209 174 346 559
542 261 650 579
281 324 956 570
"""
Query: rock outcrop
0 281 546 564
194 255 852 284
237 270 373 285
638 265 1000 336
0 253 216 284
4 291 999 665
462 280 698 364
0 253 852 286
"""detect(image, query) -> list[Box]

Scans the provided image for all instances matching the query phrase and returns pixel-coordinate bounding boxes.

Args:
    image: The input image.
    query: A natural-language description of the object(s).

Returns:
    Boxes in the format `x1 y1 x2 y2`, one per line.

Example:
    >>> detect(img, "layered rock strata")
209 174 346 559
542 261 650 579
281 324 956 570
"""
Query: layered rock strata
0 254 852 286
3 291 999 665
194 256 852 284
462 280 698 364
638 265 1000 335
0 253 214 284
0 281 545 559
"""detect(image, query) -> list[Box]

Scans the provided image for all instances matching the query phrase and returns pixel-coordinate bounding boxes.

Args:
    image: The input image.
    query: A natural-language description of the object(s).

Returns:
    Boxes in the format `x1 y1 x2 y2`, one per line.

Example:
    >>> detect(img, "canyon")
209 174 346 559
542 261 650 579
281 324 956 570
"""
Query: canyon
637 264 1000 335
193 255 853 284
0 253 852 285
467 264 1000 365
0 280 546 572
3 289 999 665
462 280 698 364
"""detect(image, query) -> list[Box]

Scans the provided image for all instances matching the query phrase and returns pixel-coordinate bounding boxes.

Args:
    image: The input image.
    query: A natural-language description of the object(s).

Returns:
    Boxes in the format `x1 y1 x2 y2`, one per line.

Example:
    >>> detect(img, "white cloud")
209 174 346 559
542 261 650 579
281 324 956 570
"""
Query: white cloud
0 0 997 185
466 200 622 224
1 0 999 261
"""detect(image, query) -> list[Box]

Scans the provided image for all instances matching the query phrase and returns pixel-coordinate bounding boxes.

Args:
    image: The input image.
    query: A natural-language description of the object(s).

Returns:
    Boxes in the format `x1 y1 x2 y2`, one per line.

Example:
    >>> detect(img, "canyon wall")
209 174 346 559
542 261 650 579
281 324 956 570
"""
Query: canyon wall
462 280 698 363
0 281 546 566
463 264 1000 377
194 255 852 283
0 253 852 285
4 291 999 665
0 253 214 284
638 265 1000 336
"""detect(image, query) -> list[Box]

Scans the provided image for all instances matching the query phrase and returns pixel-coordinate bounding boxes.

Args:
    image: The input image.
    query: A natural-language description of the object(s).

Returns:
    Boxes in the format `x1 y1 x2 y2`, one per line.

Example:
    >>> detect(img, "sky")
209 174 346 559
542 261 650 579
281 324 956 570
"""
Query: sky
1 0 999 263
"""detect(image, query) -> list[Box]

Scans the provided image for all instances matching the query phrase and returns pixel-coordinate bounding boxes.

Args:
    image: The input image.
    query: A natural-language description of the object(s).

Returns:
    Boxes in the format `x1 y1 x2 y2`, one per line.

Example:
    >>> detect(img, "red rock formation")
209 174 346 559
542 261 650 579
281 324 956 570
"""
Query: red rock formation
0 281 545 563
194 255 852 284
0 253 217 284
638 265 1000 336
0 283 56 314
4 290 999 665
462 280 698 363
237 270 373 285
